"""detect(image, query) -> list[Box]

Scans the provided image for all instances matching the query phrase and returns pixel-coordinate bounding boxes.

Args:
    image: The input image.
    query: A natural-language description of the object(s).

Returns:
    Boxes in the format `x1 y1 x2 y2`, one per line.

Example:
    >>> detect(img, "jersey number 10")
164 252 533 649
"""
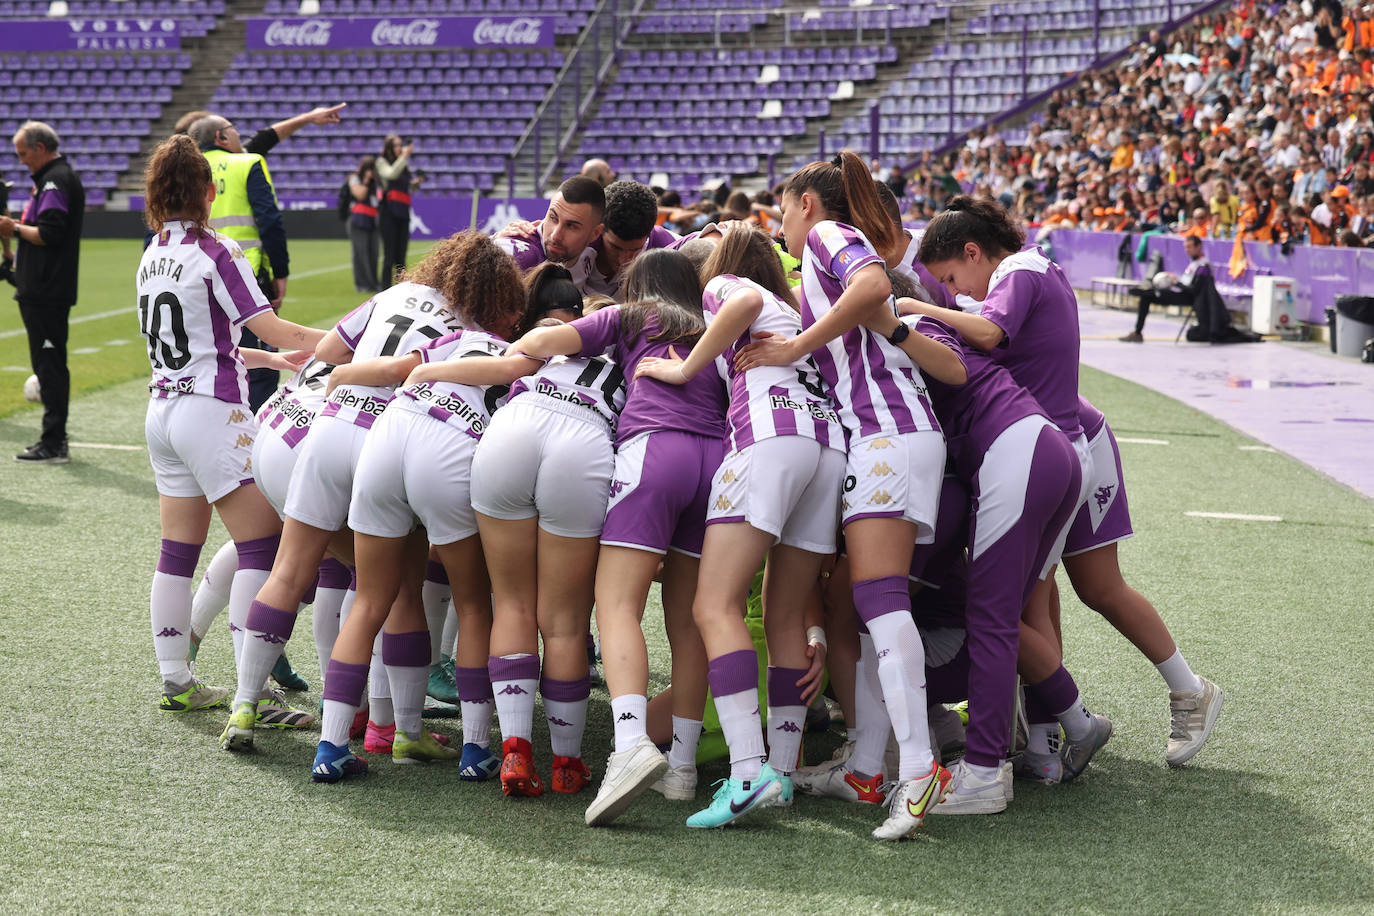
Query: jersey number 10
139 291 192 371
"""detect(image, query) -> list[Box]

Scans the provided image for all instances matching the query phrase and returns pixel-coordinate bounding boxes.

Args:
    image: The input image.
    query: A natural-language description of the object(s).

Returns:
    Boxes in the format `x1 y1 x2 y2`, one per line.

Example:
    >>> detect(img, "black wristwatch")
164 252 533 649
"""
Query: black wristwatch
885 322 911 345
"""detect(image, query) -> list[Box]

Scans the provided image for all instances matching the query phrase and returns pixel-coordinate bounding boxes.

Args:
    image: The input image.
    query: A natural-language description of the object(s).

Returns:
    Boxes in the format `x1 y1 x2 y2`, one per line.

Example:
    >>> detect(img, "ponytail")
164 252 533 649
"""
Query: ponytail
917 195 1026 266
783 149 900 263
144 133 213 234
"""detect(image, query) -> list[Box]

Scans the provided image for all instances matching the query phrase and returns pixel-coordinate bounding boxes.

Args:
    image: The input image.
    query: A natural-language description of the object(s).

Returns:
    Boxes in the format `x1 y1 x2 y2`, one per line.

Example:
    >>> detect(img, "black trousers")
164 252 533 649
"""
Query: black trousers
1129 286 1193 333
379 209 410 290
19 300 71 448
238 326 280 413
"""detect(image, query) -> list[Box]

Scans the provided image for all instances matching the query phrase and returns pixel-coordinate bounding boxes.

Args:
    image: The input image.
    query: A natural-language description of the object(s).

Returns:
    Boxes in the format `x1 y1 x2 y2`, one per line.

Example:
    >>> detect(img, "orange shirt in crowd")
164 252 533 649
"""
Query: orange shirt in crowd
1180 219 1210 239
1238 200 1273 242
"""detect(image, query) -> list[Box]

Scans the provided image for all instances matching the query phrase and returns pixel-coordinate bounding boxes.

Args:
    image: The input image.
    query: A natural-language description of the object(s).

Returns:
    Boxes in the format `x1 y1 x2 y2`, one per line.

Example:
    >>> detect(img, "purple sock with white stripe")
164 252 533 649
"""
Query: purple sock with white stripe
541 674 591 758
150 539 203 689
708 649 764 782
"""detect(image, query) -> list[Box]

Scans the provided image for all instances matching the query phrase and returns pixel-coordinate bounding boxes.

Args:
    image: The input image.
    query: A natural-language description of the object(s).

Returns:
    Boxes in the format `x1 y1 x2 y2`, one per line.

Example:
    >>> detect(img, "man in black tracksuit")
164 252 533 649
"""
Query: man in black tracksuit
1 121 84 464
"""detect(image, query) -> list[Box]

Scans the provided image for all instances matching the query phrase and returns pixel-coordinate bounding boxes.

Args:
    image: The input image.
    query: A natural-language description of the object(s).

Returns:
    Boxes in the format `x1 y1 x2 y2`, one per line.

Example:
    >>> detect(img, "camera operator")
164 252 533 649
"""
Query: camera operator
377 134 423 289
346 155 381 293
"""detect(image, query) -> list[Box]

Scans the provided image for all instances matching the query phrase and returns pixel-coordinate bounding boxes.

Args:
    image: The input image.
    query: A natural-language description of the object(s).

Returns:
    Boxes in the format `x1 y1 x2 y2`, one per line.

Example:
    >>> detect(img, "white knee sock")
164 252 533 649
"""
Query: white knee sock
848 634 892 779
490 653 539 743
610 694 647 753
1155 649 1203 695
865 611 934 780
668 715 705 772
189 540 236 643
150 539 202 689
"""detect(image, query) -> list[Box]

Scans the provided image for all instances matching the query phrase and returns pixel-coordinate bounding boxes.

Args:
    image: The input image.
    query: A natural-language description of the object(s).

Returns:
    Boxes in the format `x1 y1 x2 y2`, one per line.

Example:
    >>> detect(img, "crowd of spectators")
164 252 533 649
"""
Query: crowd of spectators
894 0 1374 249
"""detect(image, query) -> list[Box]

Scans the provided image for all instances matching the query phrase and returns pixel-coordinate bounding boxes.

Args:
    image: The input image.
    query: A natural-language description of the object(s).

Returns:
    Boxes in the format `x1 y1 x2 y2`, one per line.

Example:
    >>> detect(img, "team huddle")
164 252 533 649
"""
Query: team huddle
137 135 1224 840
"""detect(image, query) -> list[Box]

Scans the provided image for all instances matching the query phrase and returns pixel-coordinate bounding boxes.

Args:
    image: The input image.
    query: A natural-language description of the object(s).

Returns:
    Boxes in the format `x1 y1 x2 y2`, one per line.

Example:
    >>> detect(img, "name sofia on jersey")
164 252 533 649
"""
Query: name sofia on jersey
769 393 840 424
403 383 487 433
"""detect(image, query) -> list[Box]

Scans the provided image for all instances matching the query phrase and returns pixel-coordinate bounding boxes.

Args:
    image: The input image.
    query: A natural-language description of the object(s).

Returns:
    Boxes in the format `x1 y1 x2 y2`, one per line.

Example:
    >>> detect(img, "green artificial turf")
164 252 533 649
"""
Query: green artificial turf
0 272 1372 912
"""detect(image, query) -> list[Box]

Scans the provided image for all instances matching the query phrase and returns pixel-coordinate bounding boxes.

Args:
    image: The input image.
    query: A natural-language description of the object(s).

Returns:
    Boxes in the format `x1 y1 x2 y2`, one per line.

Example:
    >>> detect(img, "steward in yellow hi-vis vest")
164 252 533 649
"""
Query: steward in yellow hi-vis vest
192 117 290 298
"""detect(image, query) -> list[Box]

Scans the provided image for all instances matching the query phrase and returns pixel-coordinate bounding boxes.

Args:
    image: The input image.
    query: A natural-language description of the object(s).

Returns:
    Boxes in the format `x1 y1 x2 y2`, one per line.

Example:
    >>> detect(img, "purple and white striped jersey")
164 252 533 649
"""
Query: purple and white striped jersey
136 221 272 404
390 329 509 438
256 358 333 450
894 229 958 310
798 220 941 440
703 274 844 453
318 282 466 428
977 247 1084 441
507 354 626 434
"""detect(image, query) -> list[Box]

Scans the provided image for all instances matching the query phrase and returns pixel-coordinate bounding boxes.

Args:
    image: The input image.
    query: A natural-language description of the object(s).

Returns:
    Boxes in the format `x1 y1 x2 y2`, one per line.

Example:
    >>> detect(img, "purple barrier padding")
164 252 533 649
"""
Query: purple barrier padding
245 16 552 50
0 18 180 51
275 195 549 241
1048 229 1372 325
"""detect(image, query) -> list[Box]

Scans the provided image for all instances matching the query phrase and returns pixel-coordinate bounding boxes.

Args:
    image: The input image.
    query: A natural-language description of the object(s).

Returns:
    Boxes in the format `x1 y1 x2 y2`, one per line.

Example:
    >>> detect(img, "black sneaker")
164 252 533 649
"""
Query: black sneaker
15 441 69 464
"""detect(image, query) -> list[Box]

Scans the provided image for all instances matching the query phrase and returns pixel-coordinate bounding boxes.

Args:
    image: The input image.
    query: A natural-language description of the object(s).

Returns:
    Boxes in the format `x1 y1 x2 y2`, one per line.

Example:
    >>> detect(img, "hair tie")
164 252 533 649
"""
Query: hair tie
831 153 844 169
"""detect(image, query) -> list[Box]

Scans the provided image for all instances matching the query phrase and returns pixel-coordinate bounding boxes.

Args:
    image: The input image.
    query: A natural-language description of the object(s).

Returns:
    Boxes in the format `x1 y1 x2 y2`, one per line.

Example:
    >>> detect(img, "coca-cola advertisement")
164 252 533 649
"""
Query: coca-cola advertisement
0 18 180 51
245 15 551 50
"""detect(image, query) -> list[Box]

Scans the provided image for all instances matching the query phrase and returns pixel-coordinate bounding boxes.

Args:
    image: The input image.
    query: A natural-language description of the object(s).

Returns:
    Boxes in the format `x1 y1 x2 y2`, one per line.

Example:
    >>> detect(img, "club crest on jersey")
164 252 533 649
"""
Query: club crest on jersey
868 490 893 506
867 437 894 450
868 461 894 477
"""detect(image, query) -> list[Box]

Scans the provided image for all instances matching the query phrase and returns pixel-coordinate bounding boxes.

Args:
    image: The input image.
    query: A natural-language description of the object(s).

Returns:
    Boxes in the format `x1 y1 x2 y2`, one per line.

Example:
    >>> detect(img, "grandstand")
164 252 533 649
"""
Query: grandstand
0 0 1246 206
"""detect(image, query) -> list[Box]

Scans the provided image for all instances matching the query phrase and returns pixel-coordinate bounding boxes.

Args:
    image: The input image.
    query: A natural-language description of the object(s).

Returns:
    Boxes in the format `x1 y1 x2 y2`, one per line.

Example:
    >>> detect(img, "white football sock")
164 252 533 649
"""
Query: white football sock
1055 694 1095 742
422 585 452 666
610 694 647 753
491 653 538 743
189 540 236 642
312 587 346 685
544 697 588 758
321 698 356 747
865 611 933 780
668 715 705 772
387 664 428 736
1155 649 1203 695
441 606 459 658
712 690 763 782
848 634 892 779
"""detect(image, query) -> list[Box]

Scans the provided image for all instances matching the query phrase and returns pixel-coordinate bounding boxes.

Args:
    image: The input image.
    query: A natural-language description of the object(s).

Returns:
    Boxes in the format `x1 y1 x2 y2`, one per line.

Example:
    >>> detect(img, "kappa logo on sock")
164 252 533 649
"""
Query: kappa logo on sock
672 733 682 744
775 721 802 734
155 627 182 638
547 716 574 727
617 712 638 722
254 632 288 644
228 623 242 632
1094 484 1115 510
496 684 529 696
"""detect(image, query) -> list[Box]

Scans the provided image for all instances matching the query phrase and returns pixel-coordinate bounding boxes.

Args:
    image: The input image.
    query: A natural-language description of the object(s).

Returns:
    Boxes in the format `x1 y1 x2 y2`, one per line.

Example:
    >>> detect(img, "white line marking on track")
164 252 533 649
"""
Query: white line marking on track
1185 511 1282 522
1117 437 1170 445
1239 445 1277 452
70 441 144 452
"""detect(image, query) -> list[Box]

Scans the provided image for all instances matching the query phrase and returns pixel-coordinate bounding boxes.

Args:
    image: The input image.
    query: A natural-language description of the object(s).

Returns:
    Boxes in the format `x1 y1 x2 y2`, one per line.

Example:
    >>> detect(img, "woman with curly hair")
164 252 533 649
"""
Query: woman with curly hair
306 231 540 783
220 232 497 762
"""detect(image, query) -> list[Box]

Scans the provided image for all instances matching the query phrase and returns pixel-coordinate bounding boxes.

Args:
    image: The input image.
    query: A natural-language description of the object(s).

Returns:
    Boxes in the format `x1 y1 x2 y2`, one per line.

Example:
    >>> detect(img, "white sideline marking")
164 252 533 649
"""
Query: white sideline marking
1239 445 1277 452
72 347 101 355
105 338 131 346
70 441 144 452
0 263 351 340
1117 437 1170 445
3 364 28 371
1185 511 1282 522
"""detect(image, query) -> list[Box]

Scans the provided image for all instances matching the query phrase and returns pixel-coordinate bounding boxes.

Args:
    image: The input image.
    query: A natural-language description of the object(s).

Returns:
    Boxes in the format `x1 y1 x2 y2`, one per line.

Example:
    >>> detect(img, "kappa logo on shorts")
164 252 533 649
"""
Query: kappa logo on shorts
868 490 893 506
867 437 894 450
713 496 733 511
868 461 894 477
720 469 738 484
1094 484 1115 510
226 409 250 424
234 433 254 449
242 457 253 473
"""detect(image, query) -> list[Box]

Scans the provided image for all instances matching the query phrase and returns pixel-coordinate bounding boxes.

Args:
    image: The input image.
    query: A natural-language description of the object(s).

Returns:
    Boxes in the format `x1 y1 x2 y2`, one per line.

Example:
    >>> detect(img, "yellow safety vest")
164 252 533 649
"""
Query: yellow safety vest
204 148 277 275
